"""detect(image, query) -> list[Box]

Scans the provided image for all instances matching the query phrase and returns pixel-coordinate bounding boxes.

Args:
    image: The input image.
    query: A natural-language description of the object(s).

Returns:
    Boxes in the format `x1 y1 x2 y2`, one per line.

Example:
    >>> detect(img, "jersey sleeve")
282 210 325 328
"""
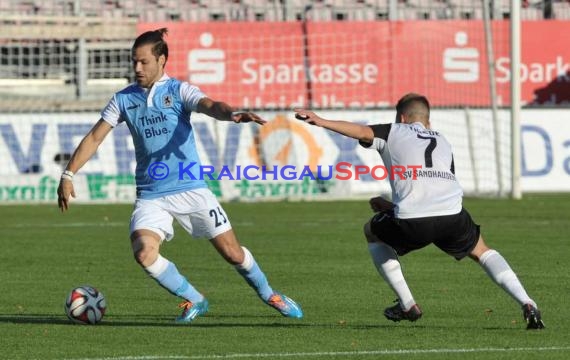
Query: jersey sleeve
100 95 121 127
360 123 391 152
180 82 207 112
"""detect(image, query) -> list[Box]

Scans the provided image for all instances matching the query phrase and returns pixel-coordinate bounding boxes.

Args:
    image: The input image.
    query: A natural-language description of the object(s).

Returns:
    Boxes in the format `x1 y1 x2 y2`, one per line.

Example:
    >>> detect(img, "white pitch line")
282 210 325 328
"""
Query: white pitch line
63 346 570 360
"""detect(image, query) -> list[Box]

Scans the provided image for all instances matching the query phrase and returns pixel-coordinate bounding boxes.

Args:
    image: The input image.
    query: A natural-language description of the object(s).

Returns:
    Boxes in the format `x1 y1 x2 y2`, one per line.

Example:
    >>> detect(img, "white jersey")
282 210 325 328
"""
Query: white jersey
362 122 463 219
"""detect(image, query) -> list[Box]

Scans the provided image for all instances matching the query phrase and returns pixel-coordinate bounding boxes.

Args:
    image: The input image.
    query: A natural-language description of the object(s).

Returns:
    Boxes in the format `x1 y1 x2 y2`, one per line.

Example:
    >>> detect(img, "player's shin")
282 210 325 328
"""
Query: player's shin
235 246 274 301
144 254 204 303
368 242 416 310
479 249 536 307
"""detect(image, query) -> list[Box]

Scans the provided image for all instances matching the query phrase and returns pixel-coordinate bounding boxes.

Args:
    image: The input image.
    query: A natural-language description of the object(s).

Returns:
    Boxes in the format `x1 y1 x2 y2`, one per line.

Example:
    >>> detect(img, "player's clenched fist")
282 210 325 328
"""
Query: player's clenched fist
369 196 395 213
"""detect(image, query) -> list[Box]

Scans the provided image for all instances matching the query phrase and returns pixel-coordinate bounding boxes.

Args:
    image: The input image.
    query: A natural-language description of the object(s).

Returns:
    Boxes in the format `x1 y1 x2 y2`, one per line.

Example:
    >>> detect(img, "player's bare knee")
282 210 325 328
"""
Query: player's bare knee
133 246 159 266
468 235 490 262
131 238 158 266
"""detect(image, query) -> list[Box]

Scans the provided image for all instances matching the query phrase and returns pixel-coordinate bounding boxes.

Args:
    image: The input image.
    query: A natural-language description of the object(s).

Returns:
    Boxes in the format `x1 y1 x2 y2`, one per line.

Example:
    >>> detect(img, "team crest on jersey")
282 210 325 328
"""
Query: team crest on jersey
162 94 173 108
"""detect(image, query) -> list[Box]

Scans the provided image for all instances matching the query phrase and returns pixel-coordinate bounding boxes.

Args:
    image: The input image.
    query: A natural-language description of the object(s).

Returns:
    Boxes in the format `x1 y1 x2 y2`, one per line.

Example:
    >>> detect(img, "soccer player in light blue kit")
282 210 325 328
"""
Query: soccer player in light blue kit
57 28 303 323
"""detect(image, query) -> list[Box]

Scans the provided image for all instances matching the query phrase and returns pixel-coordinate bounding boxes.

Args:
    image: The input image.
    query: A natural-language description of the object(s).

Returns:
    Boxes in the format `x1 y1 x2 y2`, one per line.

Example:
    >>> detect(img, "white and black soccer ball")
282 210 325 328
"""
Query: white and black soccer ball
64 286 106 325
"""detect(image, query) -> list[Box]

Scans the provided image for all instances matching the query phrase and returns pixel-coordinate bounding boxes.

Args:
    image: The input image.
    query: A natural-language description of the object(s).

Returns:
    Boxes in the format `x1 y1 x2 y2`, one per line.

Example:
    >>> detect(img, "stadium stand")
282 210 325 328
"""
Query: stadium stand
1 0 569 21
0 0 568 112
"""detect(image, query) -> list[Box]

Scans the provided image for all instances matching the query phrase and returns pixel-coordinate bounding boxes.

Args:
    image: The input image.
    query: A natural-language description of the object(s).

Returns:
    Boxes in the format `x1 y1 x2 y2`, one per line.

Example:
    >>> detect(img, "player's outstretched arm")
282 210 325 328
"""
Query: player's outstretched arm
57 119 113 212
294 108 374 143
197 97 266 125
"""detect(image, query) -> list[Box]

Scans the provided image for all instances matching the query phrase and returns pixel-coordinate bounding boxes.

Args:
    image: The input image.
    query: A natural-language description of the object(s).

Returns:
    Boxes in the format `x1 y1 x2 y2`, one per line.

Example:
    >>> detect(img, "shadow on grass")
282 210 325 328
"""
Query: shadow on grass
0 314 520 331
0 314 172 326
0 313 398 329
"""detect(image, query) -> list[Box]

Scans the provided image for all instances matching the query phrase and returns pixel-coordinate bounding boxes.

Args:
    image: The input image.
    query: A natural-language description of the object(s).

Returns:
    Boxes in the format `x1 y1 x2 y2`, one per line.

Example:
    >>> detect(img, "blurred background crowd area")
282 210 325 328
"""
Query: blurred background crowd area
1 0 569 22
1 0 569 112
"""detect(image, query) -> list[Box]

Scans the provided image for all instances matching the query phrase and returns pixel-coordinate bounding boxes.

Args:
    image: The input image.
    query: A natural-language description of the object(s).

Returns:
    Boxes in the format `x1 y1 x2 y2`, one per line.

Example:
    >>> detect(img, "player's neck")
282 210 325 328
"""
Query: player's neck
142 73 166 89
407 119 429 129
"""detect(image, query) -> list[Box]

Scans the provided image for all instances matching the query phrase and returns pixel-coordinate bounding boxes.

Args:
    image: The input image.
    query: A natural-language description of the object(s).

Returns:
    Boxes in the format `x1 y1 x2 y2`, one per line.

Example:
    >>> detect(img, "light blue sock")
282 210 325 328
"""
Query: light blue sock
145 255 204 303
235 247 274 301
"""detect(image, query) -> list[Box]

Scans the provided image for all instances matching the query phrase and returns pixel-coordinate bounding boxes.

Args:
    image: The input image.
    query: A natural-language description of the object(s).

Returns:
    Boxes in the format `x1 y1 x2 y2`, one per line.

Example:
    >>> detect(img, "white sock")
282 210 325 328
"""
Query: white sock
144 254 169 277
479 249 536 307
144 255 204 303
368 242 416 310
235 247 274 301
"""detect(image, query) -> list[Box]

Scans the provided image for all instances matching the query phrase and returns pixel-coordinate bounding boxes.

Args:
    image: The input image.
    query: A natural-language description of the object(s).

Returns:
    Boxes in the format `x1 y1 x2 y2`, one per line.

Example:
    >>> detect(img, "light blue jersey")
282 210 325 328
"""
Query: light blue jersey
102 75 208 199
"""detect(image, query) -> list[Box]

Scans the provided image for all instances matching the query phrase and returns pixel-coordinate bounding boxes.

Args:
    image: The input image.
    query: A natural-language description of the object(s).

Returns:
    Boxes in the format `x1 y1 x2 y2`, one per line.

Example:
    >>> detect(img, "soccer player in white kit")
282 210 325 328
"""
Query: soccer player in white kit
294 93 544 329
57 28 302 323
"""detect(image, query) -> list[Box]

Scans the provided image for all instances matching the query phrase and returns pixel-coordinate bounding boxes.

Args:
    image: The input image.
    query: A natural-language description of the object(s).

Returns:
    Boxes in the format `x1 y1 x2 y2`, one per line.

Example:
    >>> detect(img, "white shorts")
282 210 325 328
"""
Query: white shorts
130 188 232 241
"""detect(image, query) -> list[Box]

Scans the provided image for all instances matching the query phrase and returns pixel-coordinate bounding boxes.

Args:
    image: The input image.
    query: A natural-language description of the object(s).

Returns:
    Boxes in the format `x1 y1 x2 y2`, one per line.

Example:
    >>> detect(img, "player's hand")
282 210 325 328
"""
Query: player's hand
369 196 394 212
231 111 266 125
293 108 322 126
57 179 76 212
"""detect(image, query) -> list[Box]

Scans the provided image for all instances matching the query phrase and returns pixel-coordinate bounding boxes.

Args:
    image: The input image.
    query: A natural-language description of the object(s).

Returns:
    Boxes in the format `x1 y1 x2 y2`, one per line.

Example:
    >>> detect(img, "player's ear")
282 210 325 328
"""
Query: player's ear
158 54 166 68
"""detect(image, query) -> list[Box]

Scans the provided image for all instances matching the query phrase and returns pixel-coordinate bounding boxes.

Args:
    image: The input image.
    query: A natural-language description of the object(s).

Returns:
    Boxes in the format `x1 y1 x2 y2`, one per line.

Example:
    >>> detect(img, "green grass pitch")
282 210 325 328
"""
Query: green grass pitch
1 194 569 359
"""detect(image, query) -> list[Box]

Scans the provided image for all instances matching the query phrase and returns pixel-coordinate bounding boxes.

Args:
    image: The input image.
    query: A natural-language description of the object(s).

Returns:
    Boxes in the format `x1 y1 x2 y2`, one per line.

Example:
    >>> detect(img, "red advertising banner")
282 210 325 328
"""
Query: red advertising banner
138 21 570 108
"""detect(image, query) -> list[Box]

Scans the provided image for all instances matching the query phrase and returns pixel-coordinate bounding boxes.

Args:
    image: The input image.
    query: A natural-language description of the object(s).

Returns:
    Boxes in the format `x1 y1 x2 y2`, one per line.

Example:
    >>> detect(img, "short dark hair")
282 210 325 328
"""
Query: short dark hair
396 93 430 117
132 28 169 62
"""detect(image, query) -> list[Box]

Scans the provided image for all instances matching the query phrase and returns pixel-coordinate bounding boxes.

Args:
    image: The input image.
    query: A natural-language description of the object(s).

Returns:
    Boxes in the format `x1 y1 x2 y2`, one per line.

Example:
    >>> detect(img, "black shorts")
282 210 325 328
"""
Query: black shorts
369 208 480 260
